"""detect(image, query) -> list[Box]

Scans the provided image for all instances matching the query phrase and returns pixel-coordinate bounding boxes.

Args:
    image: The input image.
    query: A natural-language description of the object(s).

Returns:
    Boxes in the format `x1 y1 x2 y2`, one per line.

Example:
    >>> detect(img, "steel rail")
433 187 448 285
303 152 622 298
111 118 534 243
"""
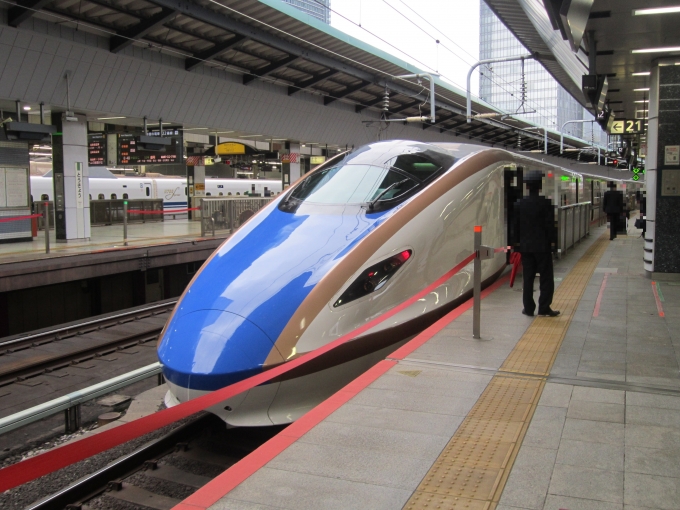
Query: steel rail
0 363 163 436
0 299 178 349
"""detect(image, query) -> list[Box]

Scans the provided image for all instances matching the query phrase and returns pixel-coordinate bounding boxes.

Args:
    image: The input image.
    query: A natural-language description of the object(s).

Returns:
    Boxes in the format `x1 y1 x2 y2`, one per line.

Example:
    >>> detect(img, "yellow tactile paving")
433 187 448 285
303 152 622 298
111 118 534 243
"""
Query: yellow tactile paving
404 235 609 509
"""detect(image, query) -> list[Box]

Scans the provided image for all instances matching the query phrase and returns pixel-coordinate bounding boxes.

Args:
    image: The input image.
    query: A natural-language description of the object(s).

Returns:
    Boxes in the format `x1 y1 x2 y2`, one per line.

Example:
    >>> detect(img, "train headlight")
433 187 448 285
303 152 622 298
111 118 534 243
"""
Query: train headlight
334 250 412 307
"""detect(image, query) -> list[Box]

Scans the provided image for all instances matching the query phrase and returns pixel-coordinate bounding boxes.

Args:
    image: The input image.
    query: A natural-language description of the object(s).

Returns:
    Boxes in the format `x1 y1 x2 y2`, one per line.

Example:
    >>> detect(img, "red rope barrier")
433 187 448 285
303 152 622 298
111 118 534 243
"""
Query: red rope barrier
127 208 200 215
0 213 43 223
0 252 480 491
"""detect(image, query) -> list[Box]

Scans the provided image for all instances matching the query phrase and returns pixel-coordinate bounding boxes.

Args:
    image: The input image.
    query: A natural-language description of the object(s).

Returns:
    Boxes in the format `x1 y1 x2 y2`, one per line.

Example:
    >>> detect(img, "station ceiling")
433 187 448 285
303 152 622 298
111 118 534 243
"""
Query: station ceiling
4 0 606 161
485 0 680 126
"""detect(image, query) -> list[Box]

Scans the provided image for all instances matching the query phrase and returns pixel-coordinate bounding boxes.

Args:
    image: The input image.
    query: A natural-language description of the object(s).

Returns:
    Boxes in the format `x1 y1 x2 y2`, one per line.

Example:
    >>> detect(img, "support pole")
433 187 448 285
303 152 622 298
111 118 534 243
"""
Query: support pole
64 404 81 433
123 201 128 246
43 202 50 254
473 226 482 339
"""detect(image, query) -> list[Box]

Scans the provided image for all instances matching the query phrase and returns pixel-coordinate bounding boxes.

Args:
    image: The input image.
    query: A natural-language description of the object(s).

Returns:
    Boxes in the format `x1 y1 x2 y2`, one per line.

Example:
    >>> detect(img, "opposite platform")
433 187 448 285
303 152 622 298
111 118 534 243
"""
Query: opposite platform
187 222 678 510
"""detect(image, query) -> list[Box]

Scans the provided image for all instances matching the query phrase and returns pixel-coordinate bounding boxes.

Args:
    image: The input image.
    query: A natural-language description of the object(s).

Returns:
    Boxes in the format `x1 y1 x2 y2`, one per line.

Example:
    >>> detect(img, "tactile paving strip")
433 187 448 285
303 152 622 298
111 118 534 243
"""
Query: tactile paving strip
404 235 609 509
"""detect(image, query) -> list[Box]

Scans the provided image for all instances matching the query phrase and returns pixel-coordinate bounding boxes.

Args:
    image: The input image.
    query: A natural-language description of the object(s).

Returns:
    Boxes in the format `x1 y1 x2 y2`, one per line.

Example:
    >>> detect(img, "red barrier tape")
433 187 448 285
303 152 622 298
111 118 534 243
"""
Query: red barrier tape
127 208 200 215
0 252 478 492
0 213 43 223
177 272 511 510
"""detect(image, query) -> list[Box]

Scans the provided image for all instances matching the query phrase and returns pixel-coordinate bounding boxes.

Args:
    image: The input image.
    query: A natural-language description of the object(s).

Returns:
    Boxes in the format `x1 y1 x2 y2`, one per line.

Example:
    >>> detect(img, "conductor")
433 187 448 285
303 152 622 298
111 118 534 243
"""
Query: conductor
602 182 623 240
513 170 560 317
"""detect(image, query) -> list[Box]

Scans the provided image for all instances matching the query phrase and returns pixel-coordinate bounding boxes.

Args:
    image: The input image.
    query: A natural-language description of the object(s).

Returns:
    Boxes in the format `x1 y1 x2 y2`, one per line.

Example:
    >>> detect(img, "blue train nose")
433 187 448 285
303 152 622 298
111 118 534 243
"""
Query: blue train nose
158 309 280 391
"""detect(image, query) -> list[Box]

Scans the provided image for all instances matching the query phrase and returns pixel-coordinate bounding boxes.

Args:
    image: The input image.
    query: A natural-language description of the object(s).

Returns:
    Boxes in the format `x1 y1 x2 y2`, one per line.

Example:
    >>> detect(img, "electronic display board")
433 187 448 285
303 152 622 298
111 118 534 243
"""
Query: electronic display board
117 128 183 165
88 132 106 166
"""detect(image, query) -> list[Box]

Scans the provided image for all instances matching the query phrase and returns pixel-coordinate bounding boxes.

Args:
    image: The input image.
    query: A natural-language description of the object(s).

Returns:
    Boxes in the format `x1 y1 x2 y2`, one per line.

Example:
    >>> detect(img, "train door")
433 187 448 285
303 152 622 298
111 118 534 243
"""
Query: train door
143 182 152 199
504 166 522 262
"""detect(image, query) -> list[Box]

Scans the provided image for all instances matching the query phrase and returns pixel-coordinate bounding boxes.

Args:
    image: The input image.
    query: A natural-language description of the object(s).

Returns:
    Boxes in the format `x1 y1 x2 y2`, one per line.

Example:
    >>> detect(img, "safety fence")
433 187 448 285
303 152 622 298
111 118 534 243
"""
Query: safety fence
197 196 274 237
90 199 165 226
0 228 513 492
557 202 591 256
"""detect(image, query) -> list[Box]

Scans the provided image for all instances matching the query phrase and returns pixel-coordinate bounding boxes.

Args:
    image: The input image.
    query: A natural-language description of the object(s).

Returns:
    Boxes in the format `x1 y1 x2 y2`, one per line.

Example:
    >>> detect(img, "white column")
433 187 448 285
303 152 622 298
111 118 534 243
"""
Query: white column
645 65 659 274
289 142 301 183
60 114 90 241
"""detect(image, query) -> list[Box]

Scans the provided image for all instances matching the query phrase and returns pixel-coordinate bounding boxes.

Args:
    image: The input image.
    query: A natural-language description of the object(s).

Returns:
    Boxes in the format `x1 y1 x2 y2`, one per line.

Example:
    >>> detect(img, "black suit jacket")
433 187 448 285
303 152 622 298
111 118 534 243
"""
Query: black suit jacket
602 190 623 214
513 195 556 253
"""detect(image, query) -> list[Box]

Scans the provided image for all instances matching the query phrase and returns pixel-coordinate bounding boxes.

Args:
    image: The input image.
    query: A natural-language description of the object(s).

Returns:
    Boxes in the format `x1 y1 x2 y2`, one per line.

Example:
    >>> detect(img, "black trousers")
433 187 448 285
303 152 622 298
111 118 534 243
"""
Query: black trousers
608 213 618 240
522 252 554 314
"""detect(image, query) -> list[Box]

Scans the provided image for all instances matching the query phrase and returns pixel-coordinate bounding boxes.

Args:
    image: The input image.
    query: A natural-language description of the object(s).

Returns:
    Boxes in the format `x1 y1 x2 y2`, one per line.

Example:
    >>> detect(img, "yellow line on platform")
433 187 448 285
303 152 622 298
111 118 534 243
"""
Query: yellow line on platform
404 234 609 510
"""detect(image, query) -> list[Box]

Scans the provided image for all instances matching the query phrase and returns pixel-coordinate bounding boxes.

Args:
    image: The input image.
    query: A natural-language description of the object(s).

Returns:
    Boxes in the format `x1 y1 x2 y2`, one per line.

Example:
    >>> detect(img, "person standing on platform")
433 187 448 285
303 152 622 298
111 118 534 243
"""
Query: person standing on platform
513 170 560 317
603 182 624 240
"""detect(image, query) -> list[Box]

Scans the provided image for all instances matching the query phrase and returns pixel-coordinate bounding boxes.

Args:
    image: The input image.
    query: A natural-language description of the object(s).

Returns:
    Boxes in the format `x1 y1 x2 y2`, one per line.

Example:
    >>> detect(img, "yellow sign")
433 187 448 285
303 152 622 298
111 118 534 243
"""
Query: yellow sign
611 119 643 134
216 142 246 155
310 156 326 164
195 183 205 191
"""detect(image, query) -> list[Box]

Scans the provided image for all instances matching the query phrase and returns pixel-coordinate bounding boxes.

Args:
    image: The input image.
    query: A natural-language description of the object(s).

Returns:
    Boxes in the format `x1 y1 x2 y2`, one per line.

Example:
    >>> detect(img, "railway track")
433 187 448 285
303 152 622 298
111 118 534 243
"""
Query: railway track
0 300 177 387
25 414 284 510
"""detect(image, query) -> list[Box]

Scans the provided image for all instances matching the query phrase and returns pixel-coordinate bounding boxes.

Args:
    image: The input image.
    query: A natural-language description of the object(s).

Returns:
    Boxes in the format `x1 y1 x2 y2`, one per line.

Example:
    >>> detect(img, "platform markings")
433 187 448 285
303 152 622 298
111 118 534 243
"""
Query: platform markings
404 234 609 510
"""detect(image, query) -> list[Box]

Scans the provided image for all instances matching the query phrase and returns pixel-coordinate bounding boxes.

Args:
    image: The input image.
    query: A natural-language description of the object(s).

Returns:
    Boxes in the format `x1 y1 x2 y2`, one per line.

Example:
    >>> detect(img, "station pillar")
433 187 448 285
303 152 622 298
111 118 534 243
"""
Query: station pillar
186 164 205 220
52 114 90 241
645 62 680 277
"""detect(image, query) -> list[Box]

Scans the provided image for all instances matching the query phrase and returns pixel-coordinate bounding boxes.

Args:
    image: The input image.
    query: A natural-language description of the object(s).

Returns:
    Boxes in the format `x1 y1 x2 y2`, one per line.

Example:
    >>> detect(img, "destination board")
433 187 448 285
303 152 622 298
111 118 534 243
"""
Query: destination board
88 132 107 166
117 130 183 165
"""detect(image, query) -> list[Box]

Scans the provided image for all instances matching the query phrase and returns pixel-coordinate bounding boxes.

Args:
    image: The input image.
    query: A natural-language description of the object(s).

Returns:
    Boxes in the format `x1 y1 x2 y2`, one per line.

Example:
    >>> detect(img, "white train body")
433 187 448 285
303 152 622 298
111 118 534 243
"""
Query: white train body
29 174 282 211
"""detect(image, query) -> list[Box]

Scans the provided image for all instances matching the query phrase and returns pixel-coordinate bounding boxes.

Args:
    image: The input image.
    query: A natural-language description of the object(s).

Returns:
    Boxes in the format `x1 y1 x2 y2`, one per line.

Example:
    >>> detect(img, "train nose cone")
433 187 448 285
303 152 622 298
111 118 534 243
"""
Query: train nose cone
158 309 278 395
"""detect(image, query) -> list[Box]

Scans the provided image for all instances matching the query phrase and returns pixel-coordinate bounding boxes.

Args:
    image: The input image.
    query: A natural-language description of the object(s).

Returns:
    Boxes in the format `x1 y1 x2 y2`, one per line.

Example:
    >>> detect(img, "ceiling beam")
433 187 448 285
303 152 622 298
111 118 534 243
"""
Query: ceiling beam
390 100 420 115
243 54 299 84
289 69 339 95
110 8 177 53
422 114 457 130
324 81 370 105
186 34 248 71
8 0 53 27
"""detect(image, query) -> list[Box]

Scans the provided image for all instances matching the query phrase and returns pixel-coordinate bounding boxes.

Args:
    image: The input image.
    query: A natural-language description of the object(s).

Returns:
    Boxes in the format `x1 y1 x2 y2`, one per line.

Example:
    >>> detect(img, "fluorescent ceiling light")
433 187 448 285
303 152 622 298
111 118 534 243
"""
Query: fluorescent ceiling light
634 88 650 91
23 106 31 111
635 100 649 103
240 134 262 137
97 116 126 120
216 131 234 134
632 46 680 54
183 127 208 130
633 6 680 15
632 71 651 76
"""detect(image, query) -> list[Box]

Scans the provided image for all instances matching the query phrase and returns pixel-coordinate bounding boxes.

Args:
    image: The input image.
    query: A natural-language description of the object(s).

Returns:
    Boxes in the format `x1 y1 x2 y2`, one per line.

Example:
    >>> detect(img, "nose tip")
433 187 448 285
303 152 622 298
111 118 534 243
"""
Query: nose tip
158 309 277 391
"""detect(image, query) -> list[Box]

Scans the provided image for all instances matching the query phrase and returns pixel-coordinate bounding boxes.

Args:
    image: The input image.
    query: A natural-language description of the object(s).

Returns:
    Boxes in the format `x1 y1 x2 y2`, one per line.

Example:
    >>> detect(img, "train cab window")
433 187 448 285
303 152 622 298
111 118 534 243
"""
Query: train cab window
123 193 128 199
98 194 105 200
111 193 117 200
40 194 49 201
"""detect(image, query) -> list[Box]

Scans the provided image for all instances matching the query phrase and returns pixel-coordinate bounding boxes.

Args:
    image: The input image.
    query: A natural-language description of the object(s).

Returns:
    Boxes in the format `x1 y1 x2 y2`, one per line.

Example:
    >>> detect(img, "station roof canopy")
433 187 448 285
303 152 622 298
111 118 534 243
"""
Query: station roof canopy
7 0 606 161
484 0 680 126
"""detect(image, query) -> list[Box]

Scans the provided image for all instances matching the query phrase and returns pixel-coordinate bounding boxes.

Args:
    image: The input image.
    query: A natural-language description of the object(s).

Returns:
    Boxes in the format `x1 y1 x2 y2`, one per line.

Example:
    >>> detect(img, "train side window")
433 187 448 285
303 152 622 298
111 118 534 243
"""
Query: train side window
123 193 129 199
219 192 223 196
146 187 150 197
98 194 105 200
228 192 232 195
40 194 49 201
206 192 212 196
236 192 240 195
111 193 117 199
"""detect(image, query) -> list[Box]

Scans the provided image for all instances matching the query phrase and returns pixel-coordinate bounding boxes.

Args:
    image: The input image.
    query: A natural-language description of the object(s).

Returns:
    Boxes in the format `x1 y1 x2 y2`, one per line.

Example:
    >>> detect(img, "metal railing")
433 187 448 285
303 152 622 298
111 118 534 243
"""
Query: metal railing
557 202 591 256
33 201 55 231
198 197 274 237
91 199 164 226
0 363 162 436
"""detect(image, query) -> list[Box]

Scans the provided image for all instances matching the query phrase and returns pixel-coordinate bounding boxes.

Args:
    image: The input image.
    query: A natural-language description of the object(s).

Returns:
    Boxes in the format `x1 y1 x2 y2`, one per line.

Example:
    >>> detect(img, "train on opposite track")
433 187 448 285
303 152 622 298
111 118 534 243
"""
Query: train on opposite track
29 171 283 212
156 139 640 427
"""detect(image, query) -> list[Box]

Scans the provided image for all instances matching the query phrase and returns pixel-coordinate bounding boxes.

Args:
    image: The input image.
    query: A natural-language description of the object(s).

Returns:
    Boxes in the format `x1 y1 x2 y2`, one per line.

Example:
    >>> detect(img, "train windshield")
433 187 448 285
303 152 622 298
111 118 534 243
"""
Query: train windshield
280 151 451 212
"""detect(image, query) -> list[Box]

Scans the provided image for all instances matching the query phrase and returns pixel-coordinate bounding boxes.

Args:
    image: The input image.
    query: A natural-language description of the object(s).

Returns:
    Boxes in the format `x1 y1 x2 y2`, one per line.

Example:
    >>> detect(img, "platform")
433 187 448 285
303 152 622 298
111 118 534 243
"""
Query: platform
198 220 680 510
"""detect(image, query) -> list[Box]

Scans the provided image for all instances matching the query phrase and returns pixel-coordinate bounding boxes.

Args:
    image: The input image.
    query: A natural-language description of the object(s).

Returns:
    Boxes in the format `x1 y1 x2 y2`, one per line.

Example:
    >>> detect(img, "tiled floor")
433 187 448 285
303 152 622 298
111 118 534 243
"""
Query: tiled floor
499 232 680 510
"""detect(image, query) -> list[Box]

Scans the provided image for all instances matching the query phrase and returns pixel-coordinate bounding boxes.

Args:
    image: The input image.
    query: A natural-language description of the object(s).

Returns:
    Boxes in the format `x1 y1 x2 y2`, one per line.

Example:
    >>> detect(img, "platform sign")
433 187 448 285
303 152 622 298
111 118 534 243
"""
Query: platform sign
88 133 106 166
611 119 643 134
118 130 183 165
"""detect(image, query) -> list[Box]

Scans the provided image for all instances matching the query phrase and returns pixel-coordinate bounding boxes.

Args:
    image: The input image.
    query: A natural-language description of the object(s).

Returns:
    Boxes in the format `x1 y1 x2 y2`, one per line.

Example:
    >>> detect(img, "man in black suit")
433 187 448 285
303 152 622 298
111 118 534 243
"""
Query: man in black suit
602 182 623 240
513 170 560 317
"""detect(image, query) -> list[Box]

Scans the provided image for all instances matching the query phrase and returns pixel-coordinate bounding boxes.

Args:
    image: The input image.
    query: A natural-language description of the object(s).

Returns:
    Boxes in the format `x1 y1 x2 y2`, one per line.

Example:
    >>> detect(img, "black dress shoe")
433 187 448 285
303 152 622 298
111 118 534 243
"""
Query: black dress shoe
522 309 534 317
538 309 560 317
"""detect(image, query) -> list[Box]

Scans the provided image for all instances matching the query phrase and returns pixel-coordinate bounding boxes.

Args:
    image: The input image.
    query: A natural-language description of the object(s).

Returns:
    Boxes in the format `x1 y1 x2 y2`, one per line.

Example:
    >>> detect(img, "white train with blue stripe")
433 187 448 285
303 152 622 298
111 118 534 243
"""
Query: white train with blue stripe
29 171 282 212
157 139 601 427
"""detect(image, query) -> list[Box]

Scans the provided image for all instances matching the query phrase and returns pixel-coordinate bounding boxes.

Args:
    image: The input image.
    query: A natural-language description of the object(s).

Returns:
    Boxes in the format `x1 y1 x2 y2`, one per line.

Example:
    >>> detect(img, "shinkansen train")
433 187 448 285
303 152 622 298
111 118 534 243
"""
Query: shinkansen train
156 140 638 427
29 171 283 211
